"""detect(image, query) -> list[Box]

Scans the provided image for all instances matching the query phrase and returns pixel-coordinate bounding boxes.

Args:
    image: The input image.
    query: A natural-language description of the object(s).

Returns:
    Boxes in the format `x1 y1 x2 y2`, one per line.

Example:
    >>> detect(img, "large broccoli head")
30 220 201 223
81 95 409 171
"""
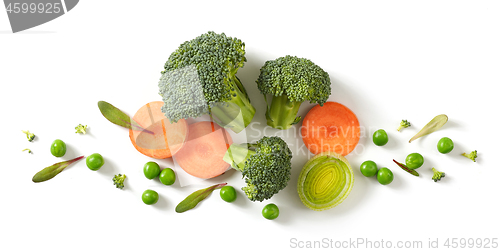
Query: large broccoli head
224 136 293 202
158 31 255 132
256 55 331 105
256 55 331 129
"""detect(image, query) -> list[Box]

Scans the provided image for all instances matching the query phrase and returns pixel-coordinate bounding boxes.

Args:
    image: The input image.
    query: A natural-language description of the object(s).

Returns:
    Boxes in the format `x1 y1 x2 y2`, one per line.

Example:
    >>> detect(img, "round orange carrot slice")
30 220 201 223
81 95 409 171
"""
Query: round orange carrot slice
129 101 188 159
174 121 233 179
301 101 360 156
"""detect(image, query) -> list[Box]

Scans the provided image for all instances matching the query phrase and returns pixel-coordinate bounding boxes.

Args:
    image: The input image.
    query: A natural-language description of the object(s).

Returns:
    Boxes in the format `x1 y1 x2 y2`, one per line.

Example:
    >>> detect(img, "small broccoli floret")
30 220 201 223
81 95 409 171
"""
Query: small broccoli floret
158 31 255 133
223 136 292 202
256 55 331 130
397 120 411 131
461 150 477 162
113 174 127 189
22 148 32 154
22 130 35 142
431 167 445 182
75 124 88 134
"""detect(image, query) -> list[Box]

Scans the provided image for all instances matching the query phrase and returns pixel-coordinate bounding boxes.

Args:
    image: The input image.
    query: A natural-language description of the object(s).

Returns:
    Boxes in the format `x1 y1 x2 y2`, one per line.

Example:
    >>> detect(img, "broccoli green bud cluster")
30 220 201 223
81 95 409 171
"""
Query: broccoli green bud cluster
256 55 331 129
397 120 411 131
113 174 127 189
158 65 209 122
159 31 255 132
461 150 477 162
431 168 445 182
223 136 292 202
22 130 35 142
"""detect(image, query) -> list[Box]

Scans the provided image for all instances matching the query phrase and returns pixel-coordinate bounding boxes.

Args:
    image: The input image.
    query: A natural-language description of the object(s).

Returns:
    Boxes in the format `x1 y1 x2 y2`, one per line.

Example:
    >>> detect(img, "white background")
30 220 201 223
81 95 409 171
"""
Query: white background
1 1 499 251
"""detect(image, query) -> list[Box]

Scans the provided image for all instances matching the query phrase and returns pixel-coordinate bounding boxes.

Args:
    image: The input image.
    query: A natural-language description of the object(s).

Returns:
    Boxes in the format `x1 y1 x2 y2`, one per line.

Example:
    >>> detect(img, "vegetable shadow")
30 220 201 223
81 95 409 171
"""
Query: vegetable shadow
82 127 97 139
382 131 398 151
440 119 461 131
61 142 79 162
153 192 170 210
96 155 118 178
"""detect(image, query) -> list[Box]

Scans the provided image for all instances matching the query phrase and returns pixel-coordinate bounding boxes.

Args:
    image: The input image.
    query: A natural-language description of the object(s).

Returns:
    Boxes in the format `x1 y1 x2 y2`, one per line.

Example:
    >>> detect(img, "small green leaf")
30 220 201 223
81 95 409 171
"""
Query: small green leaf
32 156 85 183
175 183 227 213
393 159 419 176
97 101 153 134
409 114 448 143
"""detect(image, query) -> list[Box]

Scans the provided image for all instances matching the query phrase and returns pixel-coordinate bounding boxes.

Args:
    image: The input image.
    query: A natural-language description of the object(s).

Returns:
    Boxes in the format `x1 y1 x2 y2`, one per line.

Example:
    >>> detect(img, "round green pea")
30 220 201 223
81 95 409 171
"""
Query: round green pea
143 161 161 180
142 189 159 205
377 167 394 185
405 153 424 169
50 139 66 157
262 203 280 220
159 168 176 185
220 185 237 202
86 153 104 171
437 137 454 154
360 160 378 177
373 129 389 146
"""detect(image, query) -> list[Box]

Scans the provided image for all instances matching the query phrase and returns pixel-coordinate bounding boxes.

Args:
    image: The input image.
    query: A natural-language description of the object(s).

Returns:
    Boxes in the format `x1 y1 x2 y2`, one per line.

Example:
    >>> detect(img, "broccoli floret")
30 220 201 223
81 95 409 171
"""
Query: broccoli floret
223 136 292 202
113 174 127 189
461 150 477 162
256 55 331 130
158 31 255 133
22 148 32 154
431 167 445 182
22 130 35 142
397 120 411 131
75 124 88 134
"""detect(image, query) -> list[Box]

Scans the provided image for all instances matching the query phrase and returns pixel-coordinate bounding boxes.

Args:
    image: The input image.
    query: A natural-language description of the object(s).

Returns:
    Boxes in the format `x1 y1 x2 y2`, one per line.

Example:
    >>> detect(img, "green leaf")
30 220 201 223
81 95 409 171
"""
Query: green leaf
409 114 448 143
393 159 419 177
175 183 227 213
32 156 85 183
97 101 152 134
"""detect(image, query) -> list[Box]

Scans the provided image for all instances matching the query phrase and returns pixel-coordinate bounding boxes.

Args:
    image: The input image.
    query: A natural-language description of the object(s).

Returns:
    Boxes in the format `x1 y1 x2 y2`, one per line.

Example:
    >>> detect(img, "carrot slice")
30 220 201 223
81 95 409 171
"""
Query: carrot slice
129 101 188 159
174 121 233 179
301 101 360 156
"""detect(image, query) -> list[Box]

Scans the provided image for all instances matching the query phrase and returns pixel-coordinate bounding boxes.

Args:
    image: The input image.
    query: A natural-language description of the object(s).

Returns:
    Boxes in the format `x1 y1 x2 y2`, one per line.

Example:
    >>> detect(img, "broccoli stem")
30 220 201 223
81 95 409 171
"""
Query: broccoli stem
222 143 256 172
210 76 255 133
266 94 303 130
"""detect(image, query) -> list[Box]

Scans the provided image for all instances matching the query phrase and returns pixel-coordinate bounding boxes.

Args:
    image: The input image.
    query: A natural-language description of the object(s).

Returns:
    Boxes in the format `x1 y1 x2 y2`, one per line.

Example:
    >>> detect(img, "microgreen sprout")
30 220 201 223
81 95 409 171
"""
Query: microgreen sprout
75 124 88 134
113 174 127 189
431 167 445 182
397 120 411 132
461 150 477 162
22 130 35 142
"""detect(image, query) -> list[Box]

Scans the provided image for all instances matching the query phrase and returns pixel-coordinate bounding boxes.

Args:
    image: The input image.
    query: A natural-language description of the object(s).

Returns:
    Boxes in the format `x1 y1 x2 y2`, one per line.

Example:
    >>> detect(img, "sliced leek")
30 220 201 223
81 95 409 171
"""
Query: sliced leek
297 152 354 211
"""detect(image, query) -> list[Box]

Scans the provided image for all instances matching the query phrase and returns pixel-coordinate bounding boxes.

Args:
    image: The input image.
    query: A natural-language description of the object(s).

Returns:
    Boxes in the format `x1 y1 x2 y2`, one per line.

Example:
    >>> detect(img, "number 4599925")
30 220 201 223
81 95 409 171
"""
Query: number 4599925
444 238 498 249
6 2 62 14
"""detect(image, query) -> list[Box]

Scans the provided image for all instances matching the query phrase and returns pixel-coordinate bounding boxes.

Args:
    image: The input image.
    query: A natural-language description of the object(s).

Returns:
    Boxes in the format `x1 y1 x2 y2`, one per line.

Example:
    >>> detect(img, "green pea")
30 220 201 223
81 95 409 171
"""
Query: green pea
377 167 394 185
143 161 161 180
159 168 176 185
437 137 454 154
360 160 378 177
86 153 104 171
142 189 159 205
405 153 424 169
50 139 66 157
220 185 237 202
262 203 279 220
373 129 389 146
